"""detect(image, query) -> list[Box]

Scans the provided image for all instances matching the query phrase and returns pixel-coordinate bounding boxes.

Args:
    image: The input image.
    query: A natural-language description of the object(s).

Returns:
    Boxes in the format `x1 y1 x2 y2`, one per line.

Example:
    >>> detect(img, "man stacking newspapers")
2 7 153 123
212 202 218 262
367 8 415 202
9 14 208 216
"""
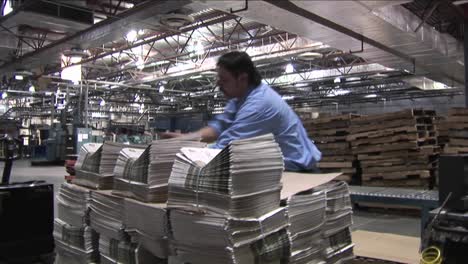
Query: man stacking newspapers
163 51 321 171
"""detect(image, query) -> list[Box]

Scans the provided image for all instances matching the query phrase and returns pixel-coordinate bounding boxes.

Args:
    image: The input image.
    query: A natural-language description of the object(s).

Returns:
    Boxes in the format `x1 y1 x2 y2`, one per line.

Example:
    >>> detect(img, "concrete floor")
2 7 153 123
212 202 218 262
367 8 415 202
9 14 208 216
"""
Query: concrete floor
0 159 421 238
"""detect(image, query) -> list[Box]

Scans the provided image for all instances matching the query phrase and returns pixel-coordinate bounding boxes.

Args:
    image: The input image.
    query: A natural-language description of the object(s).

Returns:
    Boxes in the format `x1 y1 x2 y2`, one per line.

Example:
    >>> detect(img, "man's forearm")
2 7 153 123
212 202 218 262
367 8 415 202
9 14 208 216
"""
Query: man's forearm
199 126 218 143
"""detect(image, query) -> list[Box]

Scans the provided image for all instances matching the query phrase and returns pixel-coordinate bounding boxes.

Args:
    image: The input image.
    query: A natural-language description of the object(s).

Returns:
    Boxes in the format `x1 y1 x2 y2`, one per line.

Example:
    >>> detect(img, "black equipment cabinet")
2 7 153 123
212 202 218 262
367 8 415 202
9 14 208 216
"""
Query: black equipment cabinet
0 182 54 260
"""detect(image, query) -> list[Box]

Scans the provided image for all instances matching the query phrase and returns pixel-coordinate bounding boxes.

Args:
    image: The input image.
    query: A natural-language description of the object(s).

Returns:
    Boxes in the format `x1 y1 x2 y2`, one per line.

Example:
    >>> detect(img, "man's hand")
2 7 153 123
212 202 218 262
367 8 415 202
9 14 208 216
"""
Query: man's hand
158 132 183 139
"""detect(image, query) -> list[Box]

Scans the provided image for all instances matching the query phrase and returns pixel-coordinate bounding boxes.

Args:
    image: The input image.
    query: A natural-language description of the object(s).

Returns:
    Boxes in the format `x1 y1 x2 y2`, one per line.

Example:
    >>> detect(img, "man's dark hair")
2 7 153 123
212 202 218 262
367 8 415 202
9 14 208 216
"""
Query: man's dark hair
217 51 262 87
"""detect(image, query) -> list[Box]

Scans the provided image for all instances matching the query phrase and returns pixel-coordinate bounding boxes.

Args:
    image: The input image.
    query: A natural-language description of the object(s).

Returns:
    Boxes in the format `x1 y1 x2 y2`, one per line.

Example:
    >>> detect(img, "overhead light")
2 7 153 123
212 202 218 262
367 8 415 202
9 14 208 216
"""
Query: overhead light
297 52 322 61
294 83 308 87
346 77 360 82
1 92 7 99
15 75 24 80
136 57 145 70
214 93 218 98
334 77 341 83
201 71 217 77
285 63 294 74
184 106 193 110
126 30 138 42
3 0 12 15
29 85 35 92
99 99 106 106
159 85 165 93
137 29 145 35
364 94 377 98
282 95 295 100
369 73 389 80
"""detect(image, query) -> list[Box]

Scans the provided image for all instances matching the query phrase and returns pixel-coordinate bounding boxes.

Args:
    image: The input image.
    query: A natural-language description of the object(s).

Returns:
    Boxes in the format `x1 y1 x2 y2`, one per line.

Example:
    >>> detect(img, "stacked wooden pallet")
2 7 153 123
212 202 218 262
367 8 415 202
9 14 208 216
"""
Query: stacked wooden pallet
348 109 439 188
303 114 360 183
444 108 468 154
433 116 450 149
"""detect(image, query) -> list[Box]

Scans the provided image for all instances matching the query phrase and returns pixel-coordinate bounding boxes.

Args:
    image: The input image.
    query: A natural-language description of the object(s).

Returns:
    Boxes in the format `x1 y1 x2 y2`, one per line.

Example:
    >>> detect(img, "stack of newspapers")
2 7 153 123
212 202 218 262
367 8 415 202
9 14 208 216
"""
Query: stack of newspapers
124 198 169 259
113 139 205 202
75 142 144 189
168 134 291 263
283 189 327 264
320 181 354 263
98 235 165 264
54 183 99 264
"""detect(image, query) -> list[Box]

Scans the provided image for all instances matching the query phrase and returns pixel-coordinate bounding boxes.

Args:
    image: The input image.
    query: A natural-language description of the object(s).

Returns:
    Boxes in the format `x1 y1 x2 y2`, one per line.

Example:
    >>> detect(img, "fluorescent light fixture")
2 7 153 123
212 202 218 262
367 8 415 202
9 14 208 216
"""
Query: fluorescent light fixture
136 57 145 70
333 77 341 83
184 106 193 110
138 29 145 35
294 83 308 87
126 30 138 42
364 94 377 98
285 63 294 74
3 0 12 15
29 85 35 92
1 92 7 99
346 77 360 82
45 92 53 96
281 95 295 100
99 99 106 106
214 93 218 98
159 85 165 93
15 75 24 80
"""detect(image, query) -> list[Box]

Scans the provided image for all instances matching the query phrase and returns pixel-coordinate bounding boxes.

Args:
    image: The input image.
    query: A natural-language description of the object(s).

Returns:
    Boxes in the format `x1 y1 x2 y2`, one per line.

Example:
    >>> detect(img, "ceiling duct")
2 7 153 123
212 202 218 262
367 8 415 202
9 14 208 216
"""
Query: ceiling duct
160 7 195 28
193 1 463 87
160 12 194 28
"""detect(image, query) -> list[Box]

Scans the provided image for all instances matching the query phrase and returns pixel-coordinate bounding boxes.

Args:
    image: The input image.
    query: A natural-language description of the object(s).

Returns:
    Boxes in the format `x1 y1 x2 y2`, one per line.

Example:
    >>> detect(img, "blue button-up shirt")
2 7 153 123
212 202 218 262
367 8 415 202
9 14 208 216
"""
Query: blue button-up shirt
208 82 321 171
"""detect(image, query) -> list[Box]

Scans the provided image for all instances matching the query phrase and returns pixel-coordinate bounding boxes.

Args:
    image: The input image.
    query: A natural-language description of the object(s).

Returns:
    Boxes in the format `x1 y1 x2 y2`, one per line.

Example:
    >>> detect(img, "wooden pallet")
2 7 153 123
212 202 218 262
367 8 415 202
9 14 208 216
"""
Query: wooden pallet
361 169 432 181
349 118 434 134
321 155 355 162
347 125 433 141
352 140 437 155
350 109 435 126
317 161 354 169
362 178 431 188
351 134 436 147
444 146 468 154
448 107 468 116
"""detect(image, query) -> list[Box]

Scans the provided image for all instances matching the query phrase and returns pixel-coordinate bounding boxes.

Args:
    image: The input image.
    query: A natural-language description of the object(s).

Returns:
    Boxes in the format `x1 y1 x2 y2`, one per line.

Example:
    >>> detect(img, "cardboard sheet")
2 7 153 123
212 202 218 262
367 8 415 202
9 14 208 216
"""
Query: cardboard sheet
280 172 341 199
352 230 420 264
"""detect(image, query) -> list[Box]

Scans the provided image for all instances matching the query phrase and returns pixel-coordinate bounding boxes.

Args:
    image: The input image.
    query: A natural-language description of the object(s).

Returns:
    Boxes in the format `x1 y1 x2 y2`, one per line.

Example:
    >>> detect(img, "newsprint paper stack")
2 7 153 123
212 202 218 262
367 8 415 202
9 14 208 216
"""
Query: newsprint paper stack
54 182 99 264
168 134 291 263
74 142 144 189
89 190 166 263
113 139 206 202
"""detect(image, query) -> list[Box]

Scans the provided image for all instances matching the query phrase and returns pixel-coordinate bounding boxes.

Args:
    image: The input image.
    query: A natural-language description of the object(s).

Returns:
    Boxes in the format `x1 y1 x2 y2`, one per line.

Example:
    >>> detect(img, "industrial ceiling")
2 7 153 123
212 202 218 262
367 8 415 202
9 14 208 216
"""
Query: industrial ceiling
0 0 465 121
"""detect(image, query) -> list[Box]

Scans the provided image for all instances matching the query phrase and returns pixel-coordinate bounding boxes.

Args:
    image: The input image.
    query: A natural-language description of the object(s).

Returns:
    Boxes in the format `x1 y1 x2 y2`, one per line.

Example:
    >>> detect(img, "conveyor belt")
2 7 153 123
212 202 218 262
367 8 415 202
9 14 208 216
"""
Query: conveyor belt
349 186 439 238
349 186 438 202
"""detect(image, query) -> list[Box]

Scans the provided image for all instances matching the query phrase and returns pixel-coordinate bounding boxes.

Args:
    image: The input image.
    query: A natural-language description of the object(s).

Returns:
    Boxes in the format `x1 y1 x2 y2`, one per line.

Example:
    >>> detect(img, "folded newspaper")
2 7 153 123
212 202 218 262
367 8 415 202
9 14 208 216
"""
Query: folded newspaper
124 198 169 258
113 139 206 202
167 134 284 218
74 142 144 189
56 182 92 227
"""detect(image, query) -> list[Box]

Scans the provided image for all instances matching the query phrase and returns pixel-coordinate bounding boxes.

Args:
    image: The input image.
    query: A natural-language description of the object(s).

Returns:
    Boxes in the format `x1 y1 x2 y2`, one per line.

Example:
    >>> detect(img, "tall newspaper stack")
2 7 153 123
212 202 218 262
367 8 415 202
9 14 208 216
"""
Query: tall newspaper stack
319 181 354 263
112 139 206 202
168 134 291 263
89 190 164 263
74 142 144 189
54 182 99 264
283 189 327 263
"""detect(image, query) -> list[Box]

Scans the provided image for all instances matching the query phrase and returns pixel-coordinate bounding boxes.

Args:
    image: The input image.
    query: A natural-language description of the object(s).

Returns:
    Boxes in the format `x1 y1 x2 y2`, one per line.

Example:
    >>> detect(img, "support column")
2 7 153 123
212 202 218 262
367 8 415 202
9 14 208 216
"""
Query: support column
465 20 468 107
